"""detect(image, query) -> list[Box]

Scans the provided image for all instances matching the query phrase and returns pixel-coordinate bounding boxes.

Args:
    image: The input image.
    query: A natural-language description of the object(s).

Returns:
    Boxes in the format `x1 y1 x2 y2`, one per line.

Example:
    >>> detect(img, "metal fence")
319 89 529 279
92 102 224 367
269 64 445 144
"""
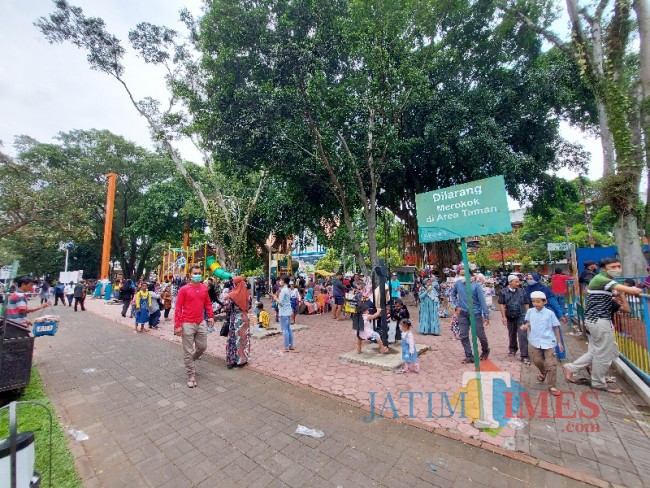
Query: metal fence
566 279 650 385
614 295 650 383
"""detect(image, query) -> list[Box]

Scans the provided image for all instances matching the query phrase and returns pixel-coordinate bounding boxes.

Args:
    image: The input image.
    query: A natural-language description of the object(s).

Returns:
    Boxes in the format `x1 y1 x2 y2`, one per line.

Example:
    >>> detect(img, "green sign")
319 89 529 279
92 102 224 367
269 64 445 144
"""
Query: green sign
10 260 19 280
547 242 574 252
416 176 512 242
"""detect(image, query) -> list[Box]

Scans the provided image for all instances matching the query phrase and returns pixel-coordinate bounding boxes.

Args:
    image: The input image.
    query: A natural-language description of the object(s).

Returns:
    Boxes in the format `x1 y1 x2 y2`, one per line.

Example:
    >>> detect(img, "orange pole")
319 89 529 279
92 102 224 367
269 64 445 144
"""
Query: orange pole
100 173 118 280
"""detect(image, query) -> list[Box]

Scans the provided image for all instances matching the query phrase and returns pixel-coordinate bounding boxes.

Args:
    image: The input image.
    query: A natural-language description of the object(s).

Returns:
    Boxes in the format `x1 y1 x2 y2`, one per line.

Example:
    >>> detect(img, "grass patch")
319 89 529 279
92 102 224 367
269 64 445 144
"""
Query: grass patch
0 367 82 488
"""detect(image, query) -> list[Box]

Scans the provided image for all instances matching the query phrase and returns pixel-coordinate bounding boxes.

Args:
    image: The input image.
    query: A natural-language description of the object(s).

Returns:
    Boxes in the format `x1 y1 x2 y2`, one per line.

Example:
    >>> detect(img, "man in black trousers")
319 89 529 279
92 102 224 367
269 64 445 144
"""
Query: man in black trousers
498 274 530 364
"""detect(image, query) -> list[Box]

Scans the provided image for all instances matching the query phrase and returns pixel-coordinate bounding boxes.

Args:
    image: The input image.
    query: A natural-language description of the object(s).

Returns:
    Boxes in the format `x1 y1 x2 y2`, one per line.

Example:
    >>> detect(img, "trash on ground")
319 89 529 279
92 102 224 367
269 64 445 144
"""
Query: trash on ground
546 425 553 431
437 457 448 468
295 425 325 438
427 462 437 472
68 429 89 441
507 418 527 430
269 349 285 356
82 368 96 373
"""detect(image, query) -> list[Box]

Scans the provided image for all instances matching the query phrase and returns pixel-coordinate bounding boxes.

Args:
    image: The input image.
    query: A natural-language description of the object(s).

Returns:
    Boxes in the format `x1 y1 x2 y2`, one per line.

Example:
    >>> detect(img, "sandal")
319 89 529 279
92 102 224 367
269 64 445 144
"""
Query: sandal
593 387 623 394
379 346 390 354
549 388 561 396
522 358 531 366
537 373 547 382
187 375 197 388
562 365 576 383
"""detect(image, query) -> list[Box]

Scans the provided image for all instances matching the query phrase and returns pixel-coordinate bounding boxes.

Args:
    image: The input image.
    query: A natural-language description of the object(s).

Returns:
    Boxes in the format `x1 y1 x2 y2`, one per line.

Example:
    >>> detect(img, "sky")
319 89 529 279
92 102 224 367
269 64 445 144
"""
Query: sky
1 0 604 200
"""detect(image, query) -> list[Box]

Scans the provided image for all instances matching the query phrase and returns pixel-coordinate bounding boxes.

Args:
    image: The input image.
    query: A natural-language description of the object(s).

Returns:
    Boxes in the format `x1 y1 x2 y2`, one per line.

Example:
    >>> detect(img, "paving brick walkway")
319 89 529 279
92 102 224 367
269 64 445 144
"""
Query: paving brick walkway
66 296 650 486
34 302 599 487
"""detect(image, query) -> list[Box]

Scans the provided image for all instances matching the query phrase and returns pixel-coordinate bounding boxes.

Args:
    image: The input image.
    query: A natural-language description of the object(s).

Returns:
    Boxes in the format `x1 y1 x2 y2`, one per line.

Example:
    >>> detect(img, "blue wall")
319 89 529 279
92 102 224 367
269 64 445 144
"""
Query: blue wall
576 246 649 273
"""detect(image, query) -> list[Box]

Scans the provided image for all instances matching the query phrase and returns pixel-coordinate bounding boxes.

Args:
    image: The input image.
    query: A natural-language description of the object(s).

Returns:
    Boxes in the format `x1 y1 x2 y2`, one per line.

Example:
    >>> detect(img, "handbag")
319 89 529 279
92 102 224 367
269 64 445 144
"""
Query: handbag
219 321 229 337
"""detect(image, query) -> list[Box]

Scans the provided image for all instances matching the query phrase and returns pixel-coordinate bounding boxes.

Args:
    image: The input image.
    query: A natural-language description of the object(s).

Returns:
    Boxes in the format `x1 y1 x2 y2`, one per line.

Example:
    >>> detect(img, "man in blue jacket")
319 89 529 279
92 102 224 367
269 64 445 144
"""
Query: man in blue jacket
524 273 567 360
451 269 491 363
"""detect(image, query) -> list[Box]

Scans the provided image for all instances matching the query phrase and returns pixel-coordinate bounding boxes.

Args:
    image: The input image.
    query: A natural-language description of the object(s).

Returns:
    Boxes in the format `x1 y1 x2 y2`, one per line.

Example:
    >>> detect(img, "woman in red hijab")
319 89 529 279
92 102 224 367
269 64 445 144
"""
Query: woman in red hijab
225 276 250 369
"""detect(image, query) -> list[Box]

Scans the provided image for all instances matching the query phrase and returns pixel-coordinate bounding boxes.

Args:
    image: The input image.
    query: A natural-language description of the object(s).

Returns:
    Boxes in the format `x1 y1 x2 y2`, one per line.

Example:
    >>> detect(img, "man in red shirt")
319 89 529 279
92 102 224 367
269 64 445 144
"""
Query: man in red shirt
551 268 571 315
174 265 216 388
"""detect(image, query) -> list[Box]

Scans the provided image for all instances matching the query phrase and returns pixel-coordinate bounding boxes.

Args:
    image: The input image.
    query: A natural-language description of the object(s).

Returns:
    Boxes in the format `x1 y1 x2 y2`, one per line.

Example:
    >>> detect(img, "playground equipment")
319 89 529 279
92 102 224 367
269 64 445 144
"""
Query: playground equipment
100 173 118 280
206 256 232 280
157 235 231 281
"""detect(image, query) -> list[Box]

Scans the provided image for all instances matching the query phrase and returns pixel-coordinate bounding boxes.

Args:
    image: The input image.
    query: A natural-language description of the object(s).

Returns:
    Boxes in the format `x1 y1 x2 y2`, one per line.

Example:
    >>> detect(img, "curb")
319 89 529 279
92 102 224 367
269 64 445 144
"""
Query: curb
86 307 613 488
612 358 650 407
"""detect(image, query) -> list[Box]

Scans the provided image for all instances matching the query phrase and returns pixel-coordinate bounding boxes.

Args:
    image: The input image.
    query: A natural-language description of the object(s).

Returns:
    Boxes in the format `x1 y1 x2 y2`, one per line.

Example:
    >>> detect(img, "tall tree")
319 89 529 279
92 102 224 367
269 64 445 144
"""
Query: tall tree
35 1 265 270
0 141 90 240
6 130 206 279
503 0 650 275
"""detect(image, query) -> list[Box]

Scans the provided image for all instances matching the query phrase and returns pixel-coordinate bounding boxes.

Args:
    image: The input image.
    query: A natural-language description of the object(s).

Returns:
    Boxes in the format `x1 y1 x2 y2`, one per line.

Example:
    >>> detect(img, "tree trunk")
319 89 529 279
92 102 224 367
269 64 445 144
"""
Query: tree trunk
430 241 461 269
614 212 647 276
366 202 378 269
634 0 650 230
597 101 617 177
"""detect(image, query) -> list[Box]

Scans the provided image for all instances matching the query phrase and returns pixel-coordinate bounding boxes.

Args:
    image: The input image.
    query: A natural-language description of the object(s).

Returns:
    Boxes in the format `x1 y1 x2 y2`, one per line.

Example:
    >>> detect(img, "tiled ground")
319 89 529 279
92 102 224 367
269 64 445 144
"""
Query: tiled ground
33 303 596 487
79 295 650 486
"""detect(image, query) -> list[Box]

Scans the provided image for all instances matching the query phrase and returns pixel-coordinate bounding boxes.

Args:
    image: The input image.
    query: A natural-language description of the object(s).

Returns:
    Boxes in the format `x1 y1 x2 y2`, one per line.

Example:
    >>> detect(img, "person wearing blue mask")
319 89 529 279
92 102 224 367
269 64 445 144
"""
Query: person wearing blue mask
524 272 567 360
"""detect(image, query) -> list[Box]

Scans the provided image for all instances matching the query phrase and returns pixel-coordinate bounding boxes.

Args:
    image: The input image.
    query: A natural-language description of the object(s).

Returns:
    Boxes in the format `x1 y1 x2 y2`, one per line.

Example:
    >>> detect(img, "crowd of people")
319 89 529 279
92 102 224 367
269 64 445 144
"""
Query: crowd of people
2 255 637 396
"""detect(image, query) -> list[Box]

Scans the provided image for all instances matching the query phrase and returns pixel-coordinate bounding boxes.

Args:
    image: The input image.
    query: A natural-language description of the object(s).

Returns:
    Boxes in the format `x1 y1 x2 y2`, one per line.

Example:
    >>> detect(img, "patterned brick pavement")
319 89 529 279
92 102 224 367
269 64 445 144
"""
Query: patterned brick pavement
63 295 650 486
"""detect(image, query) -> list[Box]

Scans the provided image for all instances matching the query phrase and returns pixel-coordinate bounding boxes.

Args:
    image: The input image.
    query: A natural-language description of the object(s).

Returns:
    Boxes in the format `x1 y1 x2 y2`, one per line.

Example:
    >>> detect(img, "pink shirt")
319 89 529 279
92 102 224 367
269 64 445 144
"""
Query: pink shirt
358 314 375 340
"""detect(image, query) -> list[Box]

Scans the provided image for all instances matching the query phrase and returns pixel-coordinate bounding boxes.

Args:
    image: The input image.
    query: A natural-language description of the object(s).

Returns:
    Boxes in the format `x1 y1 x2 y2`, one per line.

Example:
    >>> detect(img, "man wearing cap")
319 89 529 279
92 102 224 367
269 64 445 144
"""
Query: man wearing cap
498 274 531 364
450 268 491 363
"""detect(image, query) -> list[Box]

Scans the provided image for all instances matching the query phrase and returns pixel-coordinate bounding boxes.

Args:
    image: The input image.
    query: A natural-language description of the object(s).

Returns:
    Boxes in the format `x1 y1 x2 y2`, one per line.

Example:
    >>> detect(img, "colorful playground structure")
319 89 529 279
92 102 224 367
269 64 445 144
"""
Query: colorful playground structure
158 245 231 281
206 256 231 280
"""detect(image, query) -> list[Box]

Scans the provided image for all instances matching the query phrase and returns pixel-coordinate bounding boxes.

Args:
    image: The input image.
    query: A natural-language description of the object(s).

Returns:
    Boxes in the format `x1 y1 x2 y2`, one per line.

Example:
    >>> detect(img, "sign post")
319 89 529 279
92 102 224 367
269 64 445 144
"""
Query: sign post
416 176 512 427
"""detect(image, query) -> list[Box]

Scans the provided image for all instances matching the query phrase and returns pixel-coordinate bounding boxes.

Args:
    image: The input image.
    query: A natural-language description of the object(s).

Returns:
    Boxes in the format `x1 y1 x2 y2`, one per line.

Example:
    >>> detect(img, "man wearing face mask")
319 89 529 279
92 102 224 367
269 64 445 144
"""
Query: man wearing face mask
563 257 642 393
174 265 217 388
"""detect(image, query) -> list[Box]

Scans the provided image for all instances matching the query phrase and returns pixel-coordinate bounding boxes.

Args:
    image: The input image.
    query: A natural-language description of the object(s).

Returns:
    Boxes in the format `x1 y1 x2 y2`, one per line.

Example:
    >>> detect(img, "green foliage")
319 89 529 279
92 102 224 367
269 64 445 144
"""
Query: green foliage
518 178 617 261
1 130 206 279
315 248 345 273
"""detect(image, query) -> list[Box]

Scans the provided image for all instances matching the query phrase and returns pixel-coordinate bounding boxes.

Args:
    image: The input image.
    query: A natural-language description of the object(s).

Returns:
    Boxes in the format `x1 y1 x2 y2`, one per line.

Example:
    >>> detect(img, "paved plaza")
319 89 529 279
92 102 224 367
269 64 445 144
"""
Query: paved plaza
33 297 650 486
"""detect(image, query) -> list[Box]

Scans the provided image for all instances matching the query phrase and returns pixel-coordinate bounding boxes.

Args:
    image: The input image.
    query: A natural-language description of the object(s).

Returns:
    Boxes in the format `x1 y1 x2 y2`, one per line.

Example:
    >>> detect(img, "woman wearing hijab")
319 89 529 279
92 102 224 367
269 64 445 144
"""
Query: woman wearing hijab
524 273 567 360
418 277 441 335
225 276 251 369
303 286 316 314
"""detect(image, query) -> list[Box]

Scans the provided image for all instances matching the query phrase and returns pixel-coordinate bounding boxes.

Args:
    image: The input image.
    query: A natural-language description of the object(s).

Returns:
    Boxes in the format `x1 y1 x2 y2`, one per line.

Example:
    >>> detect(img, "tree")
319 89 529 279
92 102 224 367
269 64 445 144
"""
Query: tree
4 130 206 279
190 0 440 273
36 1 265 270
502 0 650 275
190 0 594 273
518 178 618 262
0 141 91 241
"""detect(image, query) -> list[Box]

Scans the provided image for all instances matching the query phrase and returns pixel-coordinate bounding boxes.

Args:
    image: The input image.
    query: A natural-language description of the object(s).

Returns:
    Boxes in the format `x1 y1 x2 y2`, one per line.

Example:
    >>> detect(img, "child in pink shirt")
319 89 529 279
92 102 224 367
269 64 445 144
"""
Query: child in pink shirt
355 302 387 354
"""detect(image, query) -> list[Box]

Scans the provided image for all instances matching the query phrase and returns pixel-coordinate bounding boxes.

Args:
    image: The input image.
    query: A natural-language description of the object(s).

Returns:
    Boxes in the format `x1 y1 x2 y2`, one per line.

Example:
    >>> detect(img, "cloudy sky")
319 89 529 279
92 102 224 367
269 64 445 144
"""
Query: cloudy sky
1 0 603 186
